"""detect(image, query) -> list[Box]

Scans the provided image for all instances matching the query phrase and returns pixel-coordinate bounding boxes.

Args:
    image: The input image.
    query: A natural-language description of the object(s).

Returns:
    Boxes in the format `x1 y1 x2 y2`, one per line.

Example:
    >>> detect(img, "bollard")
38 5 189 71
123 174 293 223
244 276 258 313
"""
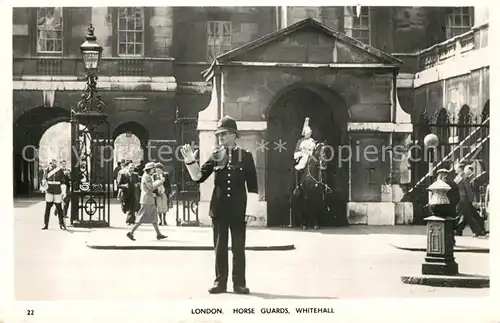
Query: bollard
421 178 459 276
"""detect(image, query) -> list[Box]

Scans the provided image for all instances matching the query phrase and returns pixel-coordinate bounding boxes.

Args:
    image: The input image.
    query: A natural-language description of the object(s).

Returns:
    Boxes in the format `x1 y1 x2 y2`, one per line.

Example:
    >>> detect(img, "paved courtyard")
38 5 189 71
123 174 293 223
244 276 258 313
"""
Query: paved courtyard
14 200 490 301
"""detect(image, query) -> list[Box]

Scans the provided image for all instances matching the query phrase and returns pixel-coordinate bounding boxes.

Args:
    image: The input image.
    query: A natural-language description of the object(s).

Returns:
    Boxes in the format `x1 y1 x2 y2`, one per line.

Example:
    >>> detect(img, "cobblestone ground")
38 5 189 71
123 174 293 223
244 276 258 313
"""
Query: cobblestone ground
14 200 490 301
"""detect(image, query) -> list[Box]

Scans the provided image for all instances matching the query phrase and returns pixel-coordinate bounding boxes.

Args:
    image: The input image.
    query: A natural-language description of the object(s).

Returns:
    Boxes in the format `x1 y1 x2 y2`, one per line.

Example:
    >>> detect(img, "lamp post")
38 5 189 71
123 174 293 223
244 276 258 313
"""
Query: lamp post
421 175 459 275
78 24 104 114
70 25 112 228
424 133 439 201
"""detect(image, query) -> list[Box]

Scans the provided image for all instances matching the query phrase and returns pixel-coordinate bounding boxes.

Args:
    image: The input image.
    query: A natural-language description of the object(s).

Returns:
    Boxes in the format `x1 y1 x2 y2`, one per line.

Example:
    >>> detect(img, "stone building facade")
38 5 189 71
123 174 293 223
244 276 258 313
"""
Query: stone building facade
13 6 489 227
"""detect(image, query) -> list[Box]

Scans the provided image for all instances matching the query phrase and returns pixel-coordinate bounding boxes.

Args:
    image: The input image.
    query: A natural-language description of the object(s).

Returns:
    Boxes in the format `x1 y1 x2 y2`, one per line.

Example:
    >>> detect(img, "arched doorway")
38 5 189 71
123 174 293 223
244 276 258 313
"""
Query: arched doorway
112 122 149 168
114 133 143 166
13 106 70 197
266 84 349 227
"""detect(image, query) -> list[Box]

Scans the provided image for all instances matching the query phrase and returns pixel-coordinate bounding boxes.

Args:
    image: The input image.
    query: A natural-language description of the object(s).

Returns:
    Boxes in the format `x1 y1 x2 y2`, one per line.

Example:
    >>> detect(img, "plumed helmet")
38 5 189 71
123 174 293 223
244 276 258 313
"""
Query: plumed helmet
215 115 239 137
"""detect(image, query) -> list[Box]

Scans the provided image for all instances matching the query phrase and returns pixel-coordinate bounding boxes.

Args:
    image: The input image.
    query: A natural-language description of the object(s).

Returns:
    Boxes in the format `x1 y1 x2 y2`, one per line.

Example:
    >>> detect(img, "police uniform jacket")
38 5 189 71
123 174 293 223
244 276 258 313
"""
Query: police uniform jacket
44 167 66 195
195 146 258 220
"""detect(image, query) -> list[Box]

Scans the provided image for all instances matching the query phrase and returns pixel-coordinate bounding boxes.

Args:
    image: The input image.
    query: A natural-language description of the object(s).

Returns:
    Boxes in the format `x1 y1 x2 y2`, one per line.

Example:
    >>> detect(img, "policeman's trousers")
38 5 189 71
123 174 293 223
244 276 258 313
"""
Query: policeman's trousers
212 217 246 288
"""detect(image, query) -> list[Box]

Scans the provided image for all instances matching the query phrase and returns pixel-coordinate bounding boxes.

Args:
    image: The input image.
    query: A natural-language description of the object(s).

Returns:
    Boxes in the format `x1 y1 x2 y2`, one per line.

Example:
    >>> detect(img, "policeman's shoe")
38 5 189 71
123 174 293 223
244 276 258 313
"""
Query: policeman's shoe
156 234 167 240
41 225 48 230
208 285 227 294
233 286 250 294
59 223 66 230
126 232 136 241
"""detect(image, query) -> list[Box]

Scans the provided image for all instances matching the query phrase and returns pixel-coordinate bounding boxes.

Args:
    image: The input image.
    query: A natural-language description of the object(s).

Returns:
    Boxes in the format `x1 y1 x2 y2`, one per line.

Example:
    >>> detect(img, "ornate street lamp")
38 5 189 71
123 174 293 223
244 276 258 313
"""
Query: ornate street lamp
70 25 112 228
77 24 104 114
421 133 458 276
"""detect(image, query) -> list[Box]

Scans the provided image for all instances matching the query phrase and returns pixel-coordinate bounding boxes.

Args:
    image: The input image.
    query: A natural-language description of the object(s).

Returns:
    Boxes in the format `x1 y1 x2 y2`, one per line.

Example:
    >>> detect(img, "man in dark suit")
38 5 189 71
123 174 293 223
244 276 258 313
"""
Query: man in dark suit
454 164 486 237
181 115 258 295
117 161 141 225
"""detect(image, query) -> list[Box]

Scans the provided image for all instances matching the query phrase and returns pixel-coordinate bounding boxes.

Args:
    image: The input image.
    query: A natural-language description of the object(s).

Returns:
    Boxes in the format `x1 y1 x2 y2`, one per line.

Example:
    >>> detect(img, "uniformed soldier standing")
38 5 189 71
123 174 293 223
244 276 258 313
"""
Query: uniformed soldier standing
41 159 67 230
53 159 71 218
180 115 259 295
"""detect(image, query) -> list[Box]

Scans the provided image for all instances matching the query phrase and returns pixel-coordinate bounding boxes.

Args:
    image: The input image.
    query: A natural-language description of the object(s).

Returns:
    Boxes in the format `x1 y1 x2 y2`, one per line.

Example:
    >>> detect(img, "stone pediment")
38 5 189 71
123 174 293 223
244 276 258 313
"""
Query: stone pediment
214 18 401 66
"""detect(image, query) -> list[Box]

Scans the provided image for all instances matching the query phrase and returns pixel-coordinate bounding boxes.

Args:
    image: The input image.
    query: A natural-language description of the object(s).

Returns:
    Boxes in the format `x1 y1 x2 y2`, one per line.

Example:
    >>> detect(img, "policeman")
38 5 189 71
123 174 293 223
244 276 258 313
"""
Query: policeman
180 115 258 295
41 159 67 230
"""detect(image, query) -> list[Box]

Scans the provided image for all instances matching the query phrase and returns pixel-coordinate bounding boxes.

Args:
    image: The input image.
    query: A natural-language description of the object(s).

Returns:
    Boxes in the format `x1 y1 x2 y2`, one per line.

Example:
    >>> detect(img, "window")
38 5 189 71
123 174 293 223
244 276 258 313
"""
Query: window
36 7 63 53
446 7 473 39
344 6 370 45
207 21 232 61
118 7 144 56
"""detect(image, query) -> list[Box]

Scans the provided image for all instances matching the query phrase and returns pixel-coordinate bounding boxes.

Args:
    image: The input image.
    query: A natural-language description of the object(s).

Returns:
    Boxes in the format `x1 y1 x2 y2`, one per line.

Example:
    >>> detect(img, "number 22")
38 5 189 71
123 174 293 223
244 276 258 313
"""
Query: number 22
27 309 34 315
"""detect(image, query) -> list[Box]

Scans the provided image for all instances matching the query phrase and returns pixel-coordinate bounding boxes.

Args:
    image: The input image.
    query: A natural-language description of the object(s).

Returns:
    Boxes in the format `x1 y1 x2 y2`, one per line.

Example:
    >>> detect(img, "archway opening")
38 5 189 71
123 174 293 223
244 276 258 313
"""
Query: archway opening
265 84 349 227
13 106 70 197
114 132 144 167
112 121 149 169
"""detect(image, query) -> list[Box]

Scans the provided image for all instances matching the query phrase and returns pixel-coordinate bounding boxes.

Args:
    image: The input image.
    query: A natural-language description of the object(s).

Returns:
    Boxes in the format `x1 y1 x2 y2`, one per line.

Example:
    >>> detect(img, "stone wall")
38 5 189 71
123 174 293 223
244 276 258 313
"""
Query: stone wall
223 66 393 123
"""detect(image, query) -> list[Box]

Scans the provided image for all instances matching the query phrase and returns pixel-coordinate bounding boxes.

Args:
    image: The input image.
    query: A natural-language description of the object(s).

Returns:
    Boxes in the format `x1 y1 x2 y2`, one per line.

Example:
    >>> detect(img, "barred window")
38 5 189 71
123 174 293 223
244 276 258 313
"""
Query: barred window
446 7 473 39
207 21 232 61
344 6 371 45
36 7 63 53
118 7 144 56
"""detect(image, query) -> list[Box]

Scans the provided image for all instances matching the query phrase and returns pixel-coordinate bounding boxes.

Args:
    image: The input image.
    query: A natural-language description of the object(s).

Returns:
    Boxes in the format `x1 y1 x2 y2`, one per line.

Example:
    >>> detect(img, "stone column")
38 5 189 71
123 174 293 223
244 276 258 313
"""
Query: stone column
91 7 113 57
150 7 174 57
196 81 219 226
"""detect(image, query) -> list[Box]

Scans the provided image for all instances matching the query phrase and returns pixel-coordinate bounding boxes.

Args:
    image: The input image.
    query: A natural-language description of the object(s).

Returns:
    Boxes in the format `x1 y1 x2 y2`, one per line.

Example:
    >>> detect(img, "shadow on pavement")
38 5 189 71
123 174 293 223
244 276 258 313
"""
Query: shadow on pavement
262 226 427 236
242 292 337 300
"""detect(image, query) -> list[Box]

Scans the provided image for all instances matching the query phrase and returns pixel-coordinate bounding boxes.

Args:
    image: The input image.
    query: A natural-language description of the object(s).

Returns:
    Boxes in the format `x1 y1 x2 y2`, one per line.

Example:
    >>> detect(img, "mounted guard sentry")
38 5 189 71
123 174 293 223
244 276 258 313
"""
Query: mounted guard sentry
70 25 113 228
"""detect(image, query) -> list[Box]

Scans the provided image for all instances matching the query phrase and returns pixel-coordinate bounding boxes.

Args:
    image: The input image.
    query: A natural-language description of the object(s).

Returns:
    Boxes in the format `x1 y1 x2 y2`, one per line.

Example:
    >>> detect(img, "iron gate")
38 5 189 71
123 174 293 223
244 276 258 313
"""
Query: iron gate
70 114 113 227
410 106 489 223
174 116 200 226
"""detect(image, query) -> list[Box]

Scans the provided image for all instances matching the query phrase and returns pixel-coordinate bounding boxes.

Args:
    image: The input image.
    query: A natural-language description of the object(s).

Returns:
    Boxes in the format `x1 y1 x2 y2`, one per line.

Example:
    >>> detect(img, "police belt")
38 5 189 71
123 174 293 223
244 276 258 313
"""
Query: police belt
47 181 61 185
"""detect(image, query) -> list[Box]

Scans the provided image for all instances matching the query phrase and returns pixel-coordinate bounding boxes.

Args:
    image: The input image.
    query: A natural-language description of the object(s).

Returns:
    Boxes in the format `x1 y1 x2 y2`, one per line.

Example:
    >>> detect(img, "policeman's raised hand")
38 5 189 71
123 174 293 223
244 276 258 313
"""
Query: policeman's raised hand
181 144 198 163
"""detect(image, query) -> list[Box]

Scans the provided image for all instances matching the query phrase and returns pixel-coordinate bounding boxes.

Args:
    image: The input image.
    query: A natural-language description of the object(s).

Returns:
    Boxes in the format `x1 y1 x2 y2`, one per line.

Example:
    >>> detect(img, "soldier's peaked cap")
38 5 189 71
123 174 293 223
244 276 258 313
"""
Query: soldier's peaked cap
215 115 239 137
436 168 450 174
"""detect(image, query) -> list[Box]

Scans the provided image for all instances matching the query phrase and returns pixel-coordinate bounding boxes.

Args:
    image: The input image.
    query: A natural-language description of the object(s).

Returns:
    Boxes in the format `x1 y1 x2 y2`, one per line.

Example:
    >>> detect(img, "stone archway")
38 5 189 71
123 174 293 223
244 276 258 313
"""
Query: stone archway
112 121 149 165
13 106 70 197
265 83 349 227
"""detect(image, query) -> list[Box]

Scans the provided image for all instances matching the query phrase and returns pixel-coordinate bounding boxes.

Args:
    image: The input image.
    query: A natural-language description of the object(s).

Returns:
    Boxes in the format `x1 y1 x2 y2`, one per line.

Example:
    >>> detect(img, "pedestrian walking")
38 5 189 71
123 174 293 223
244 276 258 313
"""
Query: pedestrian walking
153 162 171 226
180 115 259 295
126 162 167 241
113 159 125 196
117 161 141 225
41 159 67 230
454 164 486 237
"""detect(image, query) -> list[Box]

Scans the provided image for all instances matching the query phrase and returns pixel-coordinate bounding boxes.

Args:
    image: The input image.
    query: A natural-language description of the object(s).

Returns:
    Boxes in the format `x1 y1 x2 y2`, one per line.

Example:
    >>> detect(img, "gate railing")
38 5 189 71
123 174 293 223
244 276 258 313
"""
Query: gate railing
409 116 490 193
174 185 200 226
174 113 200 226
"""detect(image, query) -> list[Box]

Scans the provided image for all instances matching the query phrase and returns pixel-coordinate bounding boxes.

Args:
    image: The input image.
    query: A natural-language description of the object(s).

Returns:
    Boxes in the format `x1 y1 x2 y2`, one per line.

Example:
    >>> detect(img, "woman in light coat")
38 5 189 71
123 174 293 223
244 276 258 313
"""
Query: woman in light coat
153 162 171 226
126 162 167 241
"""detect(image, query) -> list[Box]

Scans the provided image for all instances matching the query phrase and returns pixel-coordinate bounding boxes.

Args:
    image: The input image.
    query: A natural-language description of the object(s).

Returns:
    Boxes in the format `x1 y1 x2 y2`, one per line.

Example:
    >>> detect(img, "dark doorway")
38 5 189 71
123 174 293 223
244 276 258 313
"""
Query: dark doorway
266 84 349 227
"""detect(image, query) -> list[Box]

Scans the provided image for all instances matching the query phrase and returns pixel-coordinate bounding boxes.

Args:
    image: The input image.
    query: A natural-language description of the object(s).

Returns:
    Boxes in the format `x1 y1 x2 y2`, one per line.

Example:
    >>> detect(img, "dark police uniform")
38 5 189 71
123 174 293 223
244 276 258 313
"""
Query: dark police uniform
191 118 258 294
